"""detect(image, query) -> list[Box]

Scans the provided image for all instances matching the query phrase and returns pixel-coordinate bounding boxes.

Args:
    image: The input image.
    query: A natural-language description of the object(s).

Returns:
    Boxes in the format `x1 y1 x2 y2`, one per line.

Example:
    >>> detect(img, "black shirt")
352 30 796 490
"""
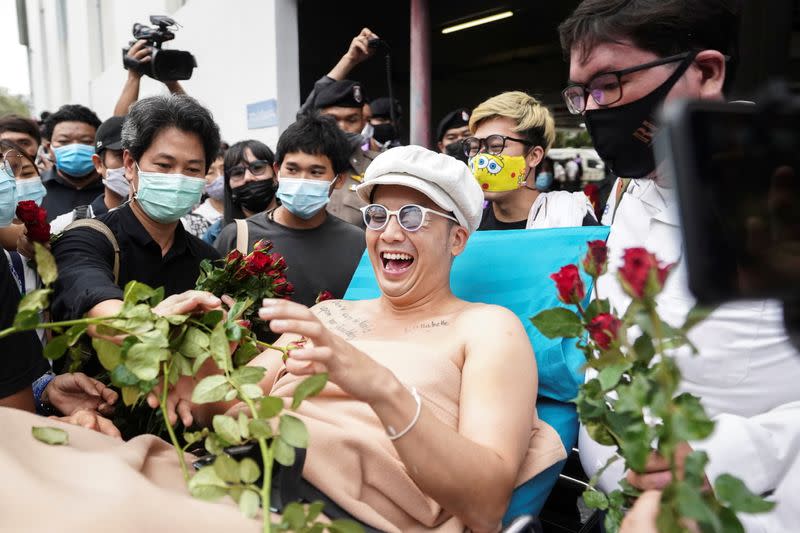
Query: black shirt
51 203 220 321
0 253 48 399
478 204 527 231
214 210 366 308
41 168 105 222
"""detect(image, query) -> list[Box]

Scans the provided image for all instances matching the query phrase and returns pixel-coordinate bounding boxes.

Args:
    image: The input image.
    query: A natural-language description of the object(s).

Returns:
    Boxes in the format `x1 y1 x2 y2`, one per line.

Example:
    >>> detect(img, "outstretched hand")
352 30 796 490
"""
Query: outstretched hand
54 409 122 439
45 372 118 416
259 299 388 403
343 27 380 64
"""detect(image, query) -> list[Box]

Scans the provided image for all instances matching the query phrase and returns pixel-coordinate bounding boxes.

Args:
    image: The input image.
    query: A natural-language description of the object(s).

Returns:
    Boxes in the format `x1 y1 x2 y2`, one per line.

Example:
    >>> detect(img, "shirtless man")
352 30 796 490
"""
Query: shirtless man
160 145 564 532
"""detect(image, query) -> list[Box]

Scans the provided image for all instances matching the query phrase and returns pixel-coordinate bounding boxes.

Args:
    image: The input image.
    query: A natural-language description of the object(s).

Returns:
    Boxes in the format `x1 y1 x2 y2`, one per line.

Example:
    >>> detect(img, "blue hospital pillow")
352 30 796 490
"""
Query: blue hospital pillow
344 226 610 402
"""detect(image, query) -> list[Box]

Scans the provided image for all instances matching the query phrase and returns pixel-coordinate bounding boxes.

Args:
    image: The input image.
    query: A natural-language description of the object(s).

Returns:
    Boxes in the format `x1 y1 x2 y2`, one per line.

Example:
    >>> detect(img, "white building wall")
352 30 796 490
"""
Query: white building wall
23 0 299 150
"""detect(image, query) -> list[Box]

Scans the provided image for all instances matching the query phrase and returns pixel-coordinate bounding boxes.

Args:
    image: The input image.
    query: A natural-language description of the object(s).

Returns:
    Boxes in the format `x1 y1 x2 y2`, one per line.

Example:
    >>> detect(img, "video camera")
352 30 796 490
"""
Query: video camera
122 15 196 81
657 82 800 347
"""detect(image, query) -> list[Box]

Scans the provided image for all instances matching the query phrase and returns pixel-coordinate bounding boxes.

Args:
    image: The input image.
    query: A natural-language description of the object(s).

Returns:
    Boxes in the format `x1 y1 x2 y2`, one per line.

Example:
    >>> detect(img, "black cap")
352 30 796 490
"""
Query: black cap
370 97 402 119
314 80 365 109
95 116 124 154
436 108 471 143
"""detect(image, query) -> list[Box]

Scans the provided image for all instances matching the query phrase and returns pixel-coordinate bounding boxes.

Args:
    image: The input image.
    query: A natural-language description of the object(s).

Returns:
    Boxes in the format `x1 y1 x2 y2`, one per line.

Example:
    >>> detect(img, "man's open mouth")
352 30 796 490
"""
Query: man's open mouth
380 251 415 273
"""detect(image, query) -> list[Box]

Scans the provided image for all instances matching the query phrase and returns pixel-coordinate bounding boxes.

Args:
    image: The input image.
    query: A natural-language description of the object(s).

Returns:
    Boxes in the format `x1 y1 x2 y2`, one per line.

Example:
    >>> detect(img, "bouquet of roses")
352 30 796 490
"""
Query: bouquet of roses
16 200 51 243
532 241 774 533
196 240 293 341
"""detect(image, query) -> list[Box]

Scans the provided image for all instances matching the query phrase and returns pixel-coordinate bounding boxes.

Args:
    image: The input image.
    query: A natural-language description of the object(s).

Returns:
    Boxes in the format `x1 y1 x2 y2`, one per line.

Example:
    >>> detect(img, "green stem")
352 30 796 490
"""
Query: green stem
0 317 108 339
234 384 273 533
161 361 190 482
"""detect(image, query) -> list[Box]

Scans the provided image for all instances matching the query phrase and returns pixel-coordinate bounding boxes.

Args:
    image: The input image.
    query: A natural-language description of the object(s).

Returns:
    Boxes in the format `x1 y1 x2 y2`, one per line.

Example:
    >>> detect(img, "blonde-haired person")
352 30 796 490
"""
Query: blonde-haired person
466 91 596 230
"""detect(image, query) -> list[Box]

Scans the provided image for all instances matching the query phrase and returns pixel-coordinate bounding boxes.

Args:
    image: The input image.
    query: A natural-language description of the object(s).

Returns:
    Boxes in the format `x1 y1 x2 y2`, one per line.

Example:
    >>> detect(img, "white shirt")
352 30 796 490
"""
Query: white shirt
525 191 596 229
579 178 800 531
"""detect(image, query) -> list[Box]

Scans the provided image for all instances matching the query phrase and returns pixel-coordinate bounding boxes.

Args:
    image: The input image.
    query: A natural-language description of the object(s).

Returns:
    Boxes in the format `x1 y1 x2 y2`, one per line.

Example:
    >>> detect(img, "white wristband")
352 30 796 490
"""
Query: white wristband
386 387 422 441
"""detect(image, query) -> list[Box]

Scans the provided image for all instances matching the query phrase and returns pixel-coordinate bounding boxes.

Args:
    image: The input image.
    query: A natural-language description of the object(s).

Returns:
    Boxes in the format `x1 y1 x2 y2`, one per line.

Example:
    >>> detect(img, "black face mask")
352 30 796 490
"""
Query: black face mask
372 123 398 145
343 131 367 151
230 179 276 213
444 141 468 164
584 53 696 179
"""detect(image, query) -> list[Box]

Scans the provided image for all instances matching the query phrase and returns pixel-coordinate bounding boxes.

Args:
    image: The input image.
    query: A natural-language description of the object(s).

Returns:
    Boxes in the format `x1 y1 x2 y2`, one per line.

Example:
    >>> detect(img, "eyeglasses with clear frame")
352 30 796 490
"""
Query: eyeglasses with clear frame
461 134 533 158
561 52 693 115
1 149 39 179
228 159 272 185
360 203 459 232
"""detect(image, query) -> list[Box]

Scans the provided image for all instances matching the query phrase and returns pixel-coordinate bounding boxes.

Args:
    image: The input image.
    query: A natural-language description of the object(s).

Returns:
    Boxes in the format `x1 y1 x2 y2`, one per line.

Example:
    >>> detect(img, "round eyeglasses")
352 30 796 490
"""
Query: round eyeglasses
462 134 533 158
228 159 272 184
360 203 459 232
1 149 39 179
561 52 693 114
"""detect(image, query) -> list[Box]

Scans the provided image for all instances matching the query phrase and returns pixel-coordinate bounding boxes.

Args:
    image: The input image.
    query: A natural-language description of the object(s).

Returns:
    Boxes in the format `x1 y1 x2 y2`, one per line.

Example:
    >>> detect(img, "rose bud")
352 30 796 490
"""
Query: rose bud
253 240 273 253
15 200 40 224
27 222 51 243
550 264 586 305
315 290 334 304
244 252 270 275
225 249 243 264
582 240 608 278
618 247 673 300
270 253 287 270
586 313 622 350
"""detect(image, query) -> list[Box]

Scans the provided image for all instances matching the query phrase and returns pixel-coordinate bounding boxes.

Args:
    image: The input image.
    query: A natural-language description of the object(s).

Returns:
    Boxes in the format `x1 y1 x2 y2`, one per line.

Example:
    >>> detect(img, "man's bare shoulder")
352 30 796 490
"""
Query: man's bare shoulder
456 302 523 330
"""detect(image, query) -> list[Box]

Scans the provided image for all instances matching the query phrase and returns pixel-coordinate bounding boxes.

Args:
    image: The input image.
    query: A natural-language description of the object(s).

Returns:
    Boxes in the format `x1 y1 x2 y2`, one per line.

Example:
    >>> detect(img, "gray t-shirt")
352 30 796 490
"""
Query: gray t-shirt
215 210 366 307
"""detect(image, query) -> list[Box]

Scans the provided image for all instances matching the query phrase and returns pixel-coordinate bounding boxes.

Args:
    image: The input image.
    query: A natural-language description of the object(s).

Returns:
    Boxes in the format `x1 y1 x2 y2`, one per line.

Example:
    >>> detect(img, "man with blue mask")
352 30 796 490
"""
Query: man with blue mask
214 113 365 307
49 116 130 233
50 95 221 376
39 105 105 222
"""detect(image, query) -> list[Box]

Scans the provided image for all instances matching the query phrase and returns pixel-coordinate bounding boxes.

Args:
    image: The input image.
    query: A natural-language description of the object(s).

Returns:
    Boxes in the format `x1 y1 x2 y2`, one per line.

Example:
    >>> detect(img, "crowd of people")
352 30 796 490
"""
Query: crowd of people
0 0 797 531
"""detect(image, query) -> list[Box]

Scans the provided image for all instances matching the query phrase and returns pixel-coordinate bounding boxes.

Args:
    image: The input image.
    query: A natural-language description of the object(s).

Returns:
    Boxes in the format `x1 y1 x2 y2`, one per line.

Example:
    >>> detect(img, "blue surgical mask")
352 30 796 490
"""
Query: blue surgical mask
205 175 225 201
0 166 17 226
535 171 554 191
276 176 337 219
103 167 130 199
15 177 47 206
134 163 205 223
53 143 96 178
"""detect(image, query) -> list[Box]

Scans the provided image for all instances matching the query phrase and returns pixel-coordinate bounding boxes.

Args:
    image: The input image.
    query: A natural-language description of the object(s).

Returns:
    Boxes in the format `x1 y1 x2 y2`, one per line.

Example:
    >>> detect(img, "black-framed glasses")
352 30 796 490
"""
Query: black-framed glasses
462 135 533 158
360 203 459 232
562 52 693 115
228 159 272 183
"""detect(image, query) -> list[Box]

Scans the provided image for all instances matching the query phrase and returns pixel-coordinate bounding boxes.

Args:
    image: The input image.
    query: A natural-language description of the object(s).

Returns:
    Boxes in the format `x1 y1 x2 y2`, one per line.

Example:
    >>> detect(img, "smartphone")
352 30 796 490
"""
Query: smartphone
656 96 800 303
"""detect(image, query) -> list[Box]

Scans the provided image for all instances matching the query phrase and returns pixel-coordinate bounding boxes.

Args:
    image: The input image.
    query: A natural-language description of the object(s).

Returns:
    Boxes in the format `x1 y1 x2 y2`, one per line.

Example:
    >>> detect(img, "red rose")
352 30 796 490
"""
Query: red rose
225 249 243 265
618 248 673 300
582 240 608 278
315 290 333 304
269 253 287 271
15 200 40 225
586 313 622 350
253 240 273 253
283 282 295 296
27 221 51 243
550 264 586 305
244 251 270 275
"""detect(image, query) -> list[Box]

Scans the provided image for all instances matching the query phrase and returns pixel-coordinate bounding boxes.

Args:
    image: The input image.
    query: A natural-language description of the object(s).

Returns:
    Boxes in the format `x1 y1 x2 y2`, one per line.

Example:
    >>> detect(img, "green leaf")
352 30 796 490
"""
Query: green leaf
164 314 188 325
239 457 260 484
258 396 284 418
90 337 120 371
123 281 156 304
192 350 211 375
121 386 140 406
212 453 240 483
126 344 167 381
282 502 305 530
603 506 623 533
715 474 776 513
237 412 250 440
240 384 263 399
328 519 366 533
273 437 295 466
279 414 309 448
717 506 746 533
43 335 69 360
32 242 57 285
212 414 242 445
238 489 260 519
204 433 225 455
201 309 224 328
230 366 266 386
632 332 655 364
13 309 41 330
149 286 165 307
584 298 610 322
682 450 709 488
32 426 69 445
64 324 87 346
110 364 139 387
306 501 325 522
227 298 254 323
681 304 717 331
249 419 273 439
582 489 608 510
671 393 715 442
209 321 231 373
188 465 228 501
233 341 260 366
530 307 584 339
224 389 238 402
17 288 51 314
292 373 328 409
597 362 631 391
674 482 720 527
179 327 209 358
192 375 232 403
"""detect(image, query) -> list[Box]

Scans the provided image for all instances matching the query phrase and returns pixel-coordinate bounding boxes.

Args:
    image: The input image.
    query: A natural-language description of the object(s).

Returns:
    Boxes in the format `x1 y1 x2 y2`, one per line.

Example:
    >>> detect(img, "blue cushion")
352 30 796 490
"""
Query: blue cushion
344 227 610 402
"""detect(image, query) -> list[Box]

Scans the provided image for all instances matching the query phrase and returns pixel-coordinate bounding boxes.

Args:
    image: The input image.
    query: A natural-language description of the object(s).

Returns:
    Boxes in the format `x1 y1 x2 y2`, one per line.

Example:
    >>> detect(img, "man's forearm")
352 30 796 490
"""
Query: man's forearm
327 56 358 81
114 75 141 116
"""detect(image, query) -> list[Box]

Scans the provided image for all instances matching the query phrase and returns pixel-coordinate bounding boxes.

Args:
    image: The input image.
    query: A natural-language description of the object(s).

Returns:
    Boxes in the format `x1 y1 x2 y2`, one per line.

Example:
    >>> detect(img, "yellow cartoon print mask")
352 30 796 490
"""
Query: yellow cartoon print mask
468 153 528 192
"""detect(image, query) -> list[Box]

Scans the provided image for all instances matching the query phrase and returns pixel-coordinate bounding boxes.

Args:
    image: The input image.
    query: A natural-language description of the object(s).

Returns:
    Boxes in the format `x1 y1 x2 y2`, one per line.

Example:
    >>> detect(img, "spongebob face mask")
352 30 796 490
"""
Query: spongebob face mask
468 153 529 192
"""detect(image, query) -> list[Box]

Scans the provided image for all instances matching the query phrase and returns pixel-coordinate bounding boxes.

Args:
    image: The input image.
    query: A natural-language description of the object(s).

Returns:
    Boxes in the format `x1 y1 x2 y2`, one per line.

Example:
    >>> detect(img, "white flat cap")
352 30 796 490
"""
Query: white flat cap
356 145 484 234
